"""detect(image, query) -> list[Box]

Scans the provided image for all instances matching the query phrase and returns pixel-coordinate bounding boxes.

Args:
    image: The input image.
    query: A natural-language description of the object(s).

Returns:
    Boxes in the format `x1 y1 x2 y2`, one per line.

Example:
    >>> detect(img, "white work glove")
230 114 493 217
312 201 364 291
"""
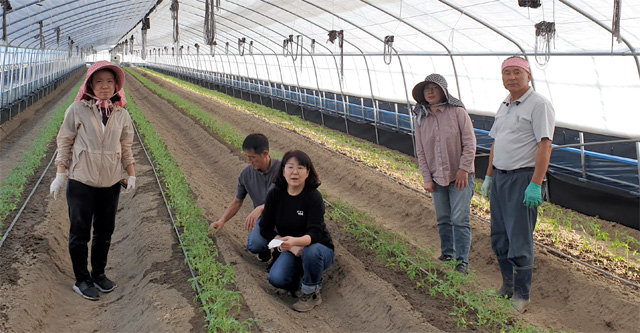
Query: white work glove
49 172 68 200
122 175 136 193
481 175 492 198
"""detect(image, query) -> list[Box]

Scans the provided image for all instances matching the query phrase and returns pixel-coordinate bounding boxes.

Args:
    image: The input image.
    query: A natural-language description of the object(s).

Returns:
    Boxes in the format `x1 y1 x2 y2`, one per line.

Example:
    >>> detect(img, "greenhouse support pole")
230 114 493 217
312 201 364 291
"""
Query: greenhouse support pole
0 46 7 109
579 132 586 178
17 49 26 112
636 141 640 190
8 48 18 113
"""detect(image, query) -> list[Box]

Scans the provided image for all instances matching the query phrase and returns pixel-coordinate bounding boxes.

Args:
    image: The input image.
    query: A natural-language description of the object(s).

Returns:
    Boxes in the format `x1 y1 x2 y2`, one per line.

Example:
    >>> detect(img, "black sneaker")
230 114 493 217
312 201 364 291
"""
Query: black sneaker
73 280 100 300
93 275 117 293
257 249 272 263
438 254 455 262
455 263 468 275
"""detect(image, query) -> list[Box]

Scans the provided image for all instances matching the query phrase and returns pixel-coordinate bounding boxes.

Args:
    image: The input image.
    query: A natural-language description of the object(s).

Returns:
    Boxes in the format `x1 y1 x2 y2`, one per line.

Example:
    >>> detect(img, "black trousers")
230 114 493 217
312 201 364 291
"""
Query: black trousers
66 179 120 283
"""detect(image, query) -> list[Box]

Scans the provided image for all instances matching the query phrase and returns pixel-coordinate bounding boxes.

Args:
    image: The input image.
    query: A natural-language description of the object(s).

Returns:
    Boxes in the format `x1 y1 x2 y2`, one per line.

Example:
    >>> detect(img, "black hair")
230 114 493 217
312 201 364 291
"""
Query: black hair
273 150 321 190
242 133 269 154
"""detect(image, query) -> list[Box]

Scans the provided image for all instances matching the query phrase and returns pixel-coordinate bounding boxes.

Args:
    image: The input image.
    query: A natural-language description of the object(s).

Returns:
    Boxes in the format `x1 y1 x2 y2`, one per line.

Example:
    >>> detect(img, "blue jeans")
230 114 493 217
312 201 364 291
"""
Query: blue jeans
268 243 334 294
431 174 474 264
246 217 270 254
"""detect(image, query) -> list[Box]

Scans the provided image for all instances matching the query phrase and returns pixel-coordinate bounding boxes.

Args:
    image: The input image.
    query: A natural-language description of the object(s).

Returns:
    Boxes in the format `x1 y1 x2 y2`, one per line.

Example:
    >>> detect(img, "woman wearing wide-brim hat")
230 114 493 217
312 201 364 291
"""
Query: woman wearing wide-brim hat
411 73 476 274
50 60 136 300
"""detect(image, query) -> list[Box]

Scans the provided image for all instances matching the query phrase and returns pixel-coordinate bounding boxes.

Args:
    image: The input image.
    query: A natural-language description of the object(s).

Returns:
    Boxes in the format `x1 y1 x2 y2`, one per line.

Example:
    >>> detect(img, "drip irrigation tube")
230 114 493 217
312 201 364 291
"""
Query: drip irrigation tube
0 151 56 251
131 122 211 317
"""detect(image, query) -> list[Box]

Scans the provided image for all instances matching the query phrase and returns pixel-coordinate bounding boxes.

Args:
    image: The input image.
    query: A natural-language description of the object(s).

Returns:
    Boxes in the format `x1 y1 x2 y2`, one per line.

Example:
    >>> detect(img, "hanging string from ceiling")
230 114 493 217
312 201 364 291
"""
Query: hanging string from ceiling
612 0 621 49
238 37 245 56
534 21 555 66
248 41 253 55
310 39 315 55
2 0 10 43
67 37 73 58
55 27 60 45
36 21 44 49
141 17 149 60
327 30 344 81
383 35 394 65
534 0 556 67
204 0 216 50
129 35 134 55
170 0 180 48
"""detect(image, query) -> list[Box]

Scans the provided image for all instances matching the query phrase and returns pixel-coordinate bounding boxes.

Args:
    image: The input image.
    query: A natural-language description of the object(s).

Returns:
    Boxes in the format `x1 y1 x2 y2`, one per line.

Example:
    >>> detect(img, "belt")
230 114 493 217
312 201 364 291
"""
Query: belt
493 166 535 174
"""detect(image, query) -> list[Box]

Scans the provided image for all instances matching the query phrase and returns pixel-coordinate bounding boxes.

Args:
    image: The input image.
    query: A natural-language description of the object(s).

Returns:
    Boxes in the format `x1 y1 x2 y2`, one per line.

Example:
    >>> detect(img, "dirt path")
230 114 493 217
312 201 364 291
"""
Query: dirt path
0 94 206 331
135 69 640 332
0 70 84 183
125 72 440 332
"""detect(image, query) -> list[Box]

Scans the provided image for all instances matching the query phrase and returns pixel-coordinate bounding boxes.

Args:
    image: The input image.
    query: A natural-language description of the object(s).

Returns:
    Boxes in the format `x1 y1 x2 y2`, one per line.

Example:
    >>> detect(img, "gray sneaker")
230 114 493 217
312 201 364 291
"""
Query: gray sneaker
93 275 117 293
292 291 322 312
73 280 100 301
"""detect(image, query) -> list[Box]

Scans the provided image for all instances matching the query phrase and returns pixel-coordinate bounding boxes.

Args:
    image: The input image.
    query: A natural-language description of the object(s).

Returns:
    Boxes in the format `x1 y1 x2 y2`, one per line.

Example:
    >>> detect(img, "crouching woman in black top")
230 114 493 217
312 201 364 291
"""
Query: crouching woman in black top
260 150 334 312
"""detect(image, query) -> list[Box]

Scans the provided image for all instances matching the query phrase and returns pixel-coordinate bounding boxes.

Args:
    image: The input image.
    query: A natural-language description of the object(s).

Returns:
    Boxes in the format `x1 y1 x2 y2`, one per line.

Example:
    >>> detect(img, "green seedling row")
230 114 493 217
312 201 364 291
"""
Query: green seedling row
125 69 243 149
129 67 551 332
0 81 82 236
324 197 545 332
124 91 253 332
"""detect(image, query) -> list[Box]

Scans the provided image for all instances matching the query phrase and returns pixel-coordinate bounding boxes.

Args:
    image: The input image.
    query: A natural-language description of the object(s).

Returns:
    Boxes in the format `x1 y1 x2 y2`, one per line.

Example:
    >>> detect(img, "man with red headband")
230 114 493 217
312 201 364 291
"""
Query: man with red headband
480 56 555 313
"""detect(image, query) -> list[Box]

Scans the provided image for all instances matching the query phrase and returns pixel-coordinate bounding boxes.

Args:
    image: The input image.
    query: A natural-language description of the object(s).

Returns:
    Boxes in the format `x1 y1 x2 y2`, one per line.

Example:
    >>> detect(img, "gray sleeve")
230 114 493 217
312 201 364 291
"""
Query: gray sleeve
531 99 555 142
235 170 248 200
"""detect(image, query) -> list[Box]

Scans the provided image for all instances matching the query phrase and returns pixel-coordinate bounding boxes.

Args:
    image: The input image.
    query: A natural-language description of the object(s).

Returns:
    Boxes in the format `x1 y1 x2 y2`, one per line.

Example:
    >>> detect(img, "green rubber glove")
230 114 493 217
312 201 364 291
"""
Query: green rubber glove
523 182 542 208
481 175 492 198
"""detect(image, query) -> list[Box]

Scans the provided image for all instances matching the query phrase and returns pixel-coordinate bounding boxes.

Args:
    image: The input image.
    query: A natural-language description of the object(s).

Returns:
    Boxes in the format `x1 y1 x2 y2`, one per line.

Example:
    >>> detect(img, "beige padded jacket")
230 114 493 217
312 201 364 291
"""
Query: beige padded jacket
55 100 135 188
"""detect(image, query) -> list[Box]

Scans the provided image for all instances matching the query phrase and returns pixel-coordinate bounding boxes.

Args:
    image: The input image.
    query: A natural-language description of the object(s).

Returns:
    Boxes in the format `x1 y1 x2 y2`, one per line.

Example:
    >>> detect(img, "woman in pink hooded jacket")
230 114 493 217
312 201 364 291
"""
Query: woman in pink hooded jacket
50 61 136 300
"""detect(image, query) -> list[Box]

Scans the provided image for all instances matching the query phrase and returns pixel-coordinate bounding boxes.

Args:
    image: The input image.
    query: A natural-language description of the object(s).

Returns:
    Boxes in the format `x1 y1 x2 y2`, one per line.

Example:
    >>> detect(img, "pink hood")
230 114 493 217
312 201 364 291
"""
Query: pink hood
75 60 127 107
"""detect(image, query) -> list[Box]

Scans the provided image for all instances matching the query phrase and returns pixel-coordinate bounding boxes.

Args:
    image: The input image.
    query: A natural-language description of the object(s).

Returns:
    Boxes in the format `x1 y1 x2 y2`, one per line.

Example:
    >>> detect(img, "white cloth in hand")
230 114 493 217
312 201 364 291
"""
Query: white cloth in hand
49 172 68 200
268 239 283 249
123 176 136 193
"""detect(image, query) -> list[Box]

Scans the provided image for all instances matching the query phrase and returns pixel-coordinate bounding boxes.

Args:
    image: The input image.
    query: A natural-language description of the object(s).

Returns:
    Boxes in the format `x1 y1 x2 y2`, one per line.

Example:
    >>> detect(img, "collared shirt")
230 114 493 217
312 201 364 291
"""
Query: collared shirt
236 158 281 208
414 104 476 187
55 100 135 188
489 87 555 170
